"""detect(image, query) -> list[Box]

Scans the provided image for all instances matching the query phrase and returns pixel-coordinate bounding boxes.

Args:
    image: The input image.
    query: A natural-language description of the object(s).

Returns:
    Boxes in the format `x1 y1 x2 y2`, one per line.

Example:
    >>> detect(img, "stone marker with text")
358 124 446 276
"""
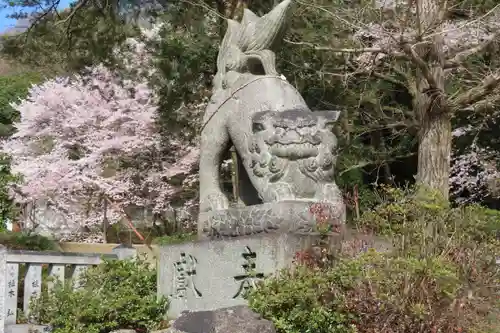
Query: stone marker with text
157 234 302 317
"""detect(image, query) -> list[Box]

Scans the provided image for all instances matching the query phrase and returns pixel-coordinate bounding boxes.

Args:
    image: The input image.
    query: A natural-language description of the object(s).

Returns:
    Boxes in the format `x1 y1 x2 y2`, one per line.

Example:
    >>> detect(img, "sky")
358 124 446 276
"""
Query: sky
0 0 73 33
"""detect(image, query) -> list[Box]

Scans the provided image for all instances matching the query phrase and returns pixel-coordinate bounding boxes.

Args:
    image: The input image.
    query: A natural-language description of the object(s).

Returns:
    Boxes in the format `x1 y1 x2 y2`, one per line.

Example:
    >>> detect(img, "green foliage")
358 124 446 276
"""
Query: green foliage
248 262 360 333
249 251 477 333
249 187 500 333
0 231 57 250
152 6 218 142
448 0 499 14
281 0 417 162
30 258 168 333
0 71 42 228
152 231 197 245
0 71 45 137
356 185 500 246
0 154 22 230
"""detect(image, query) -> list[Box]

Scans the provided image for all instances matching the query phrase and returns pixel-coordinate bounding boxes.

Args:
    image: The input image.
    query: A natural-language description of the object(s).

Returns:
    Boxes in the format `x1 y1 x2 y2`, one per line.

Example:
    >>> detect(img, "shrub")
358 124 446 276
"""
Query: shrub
355 185 500 245
248 186 500 333
248 261 360 333
249 250 480 333
0 231 57 251
30 257 168 333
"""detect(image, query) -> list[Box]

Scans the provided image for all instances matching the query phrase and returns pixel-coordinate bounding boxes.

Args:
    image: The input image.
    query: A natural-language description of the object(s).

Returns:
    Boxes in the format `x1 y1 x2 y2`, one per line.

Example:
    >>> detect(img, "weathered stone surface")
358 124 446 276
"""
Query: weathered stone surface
157 233 329 317
199 200 344 238
168 306 276 333
5 324 51 333
151 329 173 333
197 0 346 231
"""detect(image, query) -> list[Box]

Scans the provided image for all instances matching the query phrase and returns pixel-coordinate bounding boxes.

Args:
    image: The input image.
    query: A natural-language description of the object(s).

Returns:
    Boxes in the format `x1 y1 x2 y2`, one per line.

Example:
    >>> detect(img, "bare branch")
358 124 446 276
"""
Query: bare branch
369 69 405 87
424 4 500 41
452 69 500 108
18 0 60 43
345 60 407 87
285 39 389 54
400 41 440 90
457 91 500 114
54 0 89 26
445 32 500 68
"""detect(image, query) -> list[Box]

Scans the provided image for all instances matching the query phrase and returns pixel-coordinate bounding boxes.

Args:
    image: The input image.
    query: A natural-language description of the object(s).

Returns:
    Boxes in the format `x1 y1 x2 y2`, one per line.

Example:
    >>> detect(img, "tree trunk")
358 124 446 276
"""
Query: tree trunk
416 111 452 200
413 0 450 200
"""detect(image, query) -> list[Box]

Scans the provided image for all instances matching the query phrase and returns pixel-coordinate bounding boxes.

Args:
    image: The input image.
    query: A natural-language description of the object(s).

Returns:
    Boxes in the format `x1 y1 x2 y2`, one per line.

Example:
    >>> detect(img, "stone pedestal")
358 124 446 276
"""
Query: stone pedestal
198 200 344 238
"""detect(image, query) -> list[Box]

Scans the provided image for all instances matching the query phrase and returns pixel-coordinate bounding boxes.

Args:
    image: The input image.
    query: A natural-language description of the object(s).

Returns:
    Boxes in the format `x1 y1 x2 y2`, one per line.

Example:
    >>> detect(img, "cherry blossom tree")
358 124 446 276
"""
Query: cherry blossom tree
2 26 201 241
450 123 500 203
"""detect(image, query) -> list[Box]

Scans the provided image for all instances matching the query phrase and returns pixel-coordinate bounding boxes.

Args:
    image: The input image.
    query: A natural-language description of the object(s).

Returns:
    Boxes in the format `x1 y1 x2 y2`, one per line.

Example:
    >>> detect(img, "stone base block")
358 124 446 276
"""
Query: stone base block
6 324 51 333
157 233 329 318
167 305 276 333
157 229 392 318
198 200 345 238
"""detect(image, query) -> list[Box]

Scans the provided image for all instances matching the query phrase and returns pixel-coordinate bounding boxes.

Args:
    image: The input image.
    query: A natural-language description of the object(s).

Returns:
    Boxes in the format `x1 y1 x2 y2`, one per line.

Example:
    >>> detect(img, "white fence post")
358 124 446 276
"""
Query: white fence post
71 265 88 290
4 263 19 326
47 264 65 293
112 244 137 261
23 264 42 318
0 245 7 332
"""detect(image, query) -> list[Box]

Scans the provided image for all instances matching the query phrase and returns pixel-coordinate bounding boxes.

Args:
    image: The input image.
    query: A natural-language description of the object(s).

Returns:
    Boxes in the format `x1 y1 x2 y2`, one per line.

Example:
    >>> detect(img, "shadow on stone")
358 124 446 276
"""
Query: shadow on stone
171 305 276 333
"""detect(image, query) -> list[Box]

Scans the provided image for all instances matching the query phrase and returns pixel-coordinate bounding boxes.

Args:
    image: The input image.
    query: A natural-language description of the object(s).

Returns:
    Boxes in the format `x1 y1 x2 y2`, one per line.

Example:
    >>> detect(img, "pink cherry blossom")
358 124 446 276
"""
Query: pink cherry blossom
2 26 203 241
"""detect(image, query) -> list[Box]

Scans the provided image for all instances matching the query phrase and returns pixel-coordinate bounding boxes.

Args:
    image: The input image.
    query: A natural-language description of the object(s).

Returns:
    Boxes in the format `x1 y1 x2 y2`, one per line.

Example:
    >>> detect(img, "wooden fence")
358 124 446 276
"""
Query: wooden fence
0 244 137 332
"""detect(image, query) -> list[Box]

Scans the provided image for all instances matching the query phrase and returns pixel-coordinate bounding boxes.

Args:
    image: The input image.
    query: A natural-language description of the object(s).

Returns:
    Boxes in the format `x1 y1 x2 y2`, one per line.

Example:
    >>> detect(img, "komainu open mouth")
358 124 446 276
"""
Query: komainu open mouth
269 142 319 159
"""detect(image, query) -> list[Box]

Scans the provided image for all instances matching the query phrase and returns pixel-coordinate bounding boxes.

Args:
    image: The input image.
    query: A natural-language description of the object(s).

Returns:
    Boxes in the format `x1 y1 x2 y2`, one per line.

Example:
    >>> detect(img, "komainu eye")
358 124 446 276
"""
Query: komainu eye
252 122 265 132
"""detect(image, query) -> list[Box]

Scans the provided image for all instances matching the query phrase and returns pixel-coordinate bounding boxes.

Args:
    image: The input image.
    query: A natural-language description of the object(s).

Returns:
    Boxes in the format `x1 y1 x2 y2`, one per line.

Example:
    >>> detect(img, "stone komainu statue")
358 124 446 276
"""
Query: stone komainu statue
198 0 345 235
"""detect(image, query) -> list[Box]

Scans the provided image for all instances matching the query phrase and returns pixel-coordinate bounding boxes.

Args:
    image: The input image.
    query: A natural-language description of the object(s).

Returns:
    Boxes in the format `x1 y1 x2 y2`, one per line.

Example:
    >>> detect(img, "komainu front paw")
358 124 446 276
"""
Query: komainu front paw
263 183 295 202
200 191 230 212
315 183 342 203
